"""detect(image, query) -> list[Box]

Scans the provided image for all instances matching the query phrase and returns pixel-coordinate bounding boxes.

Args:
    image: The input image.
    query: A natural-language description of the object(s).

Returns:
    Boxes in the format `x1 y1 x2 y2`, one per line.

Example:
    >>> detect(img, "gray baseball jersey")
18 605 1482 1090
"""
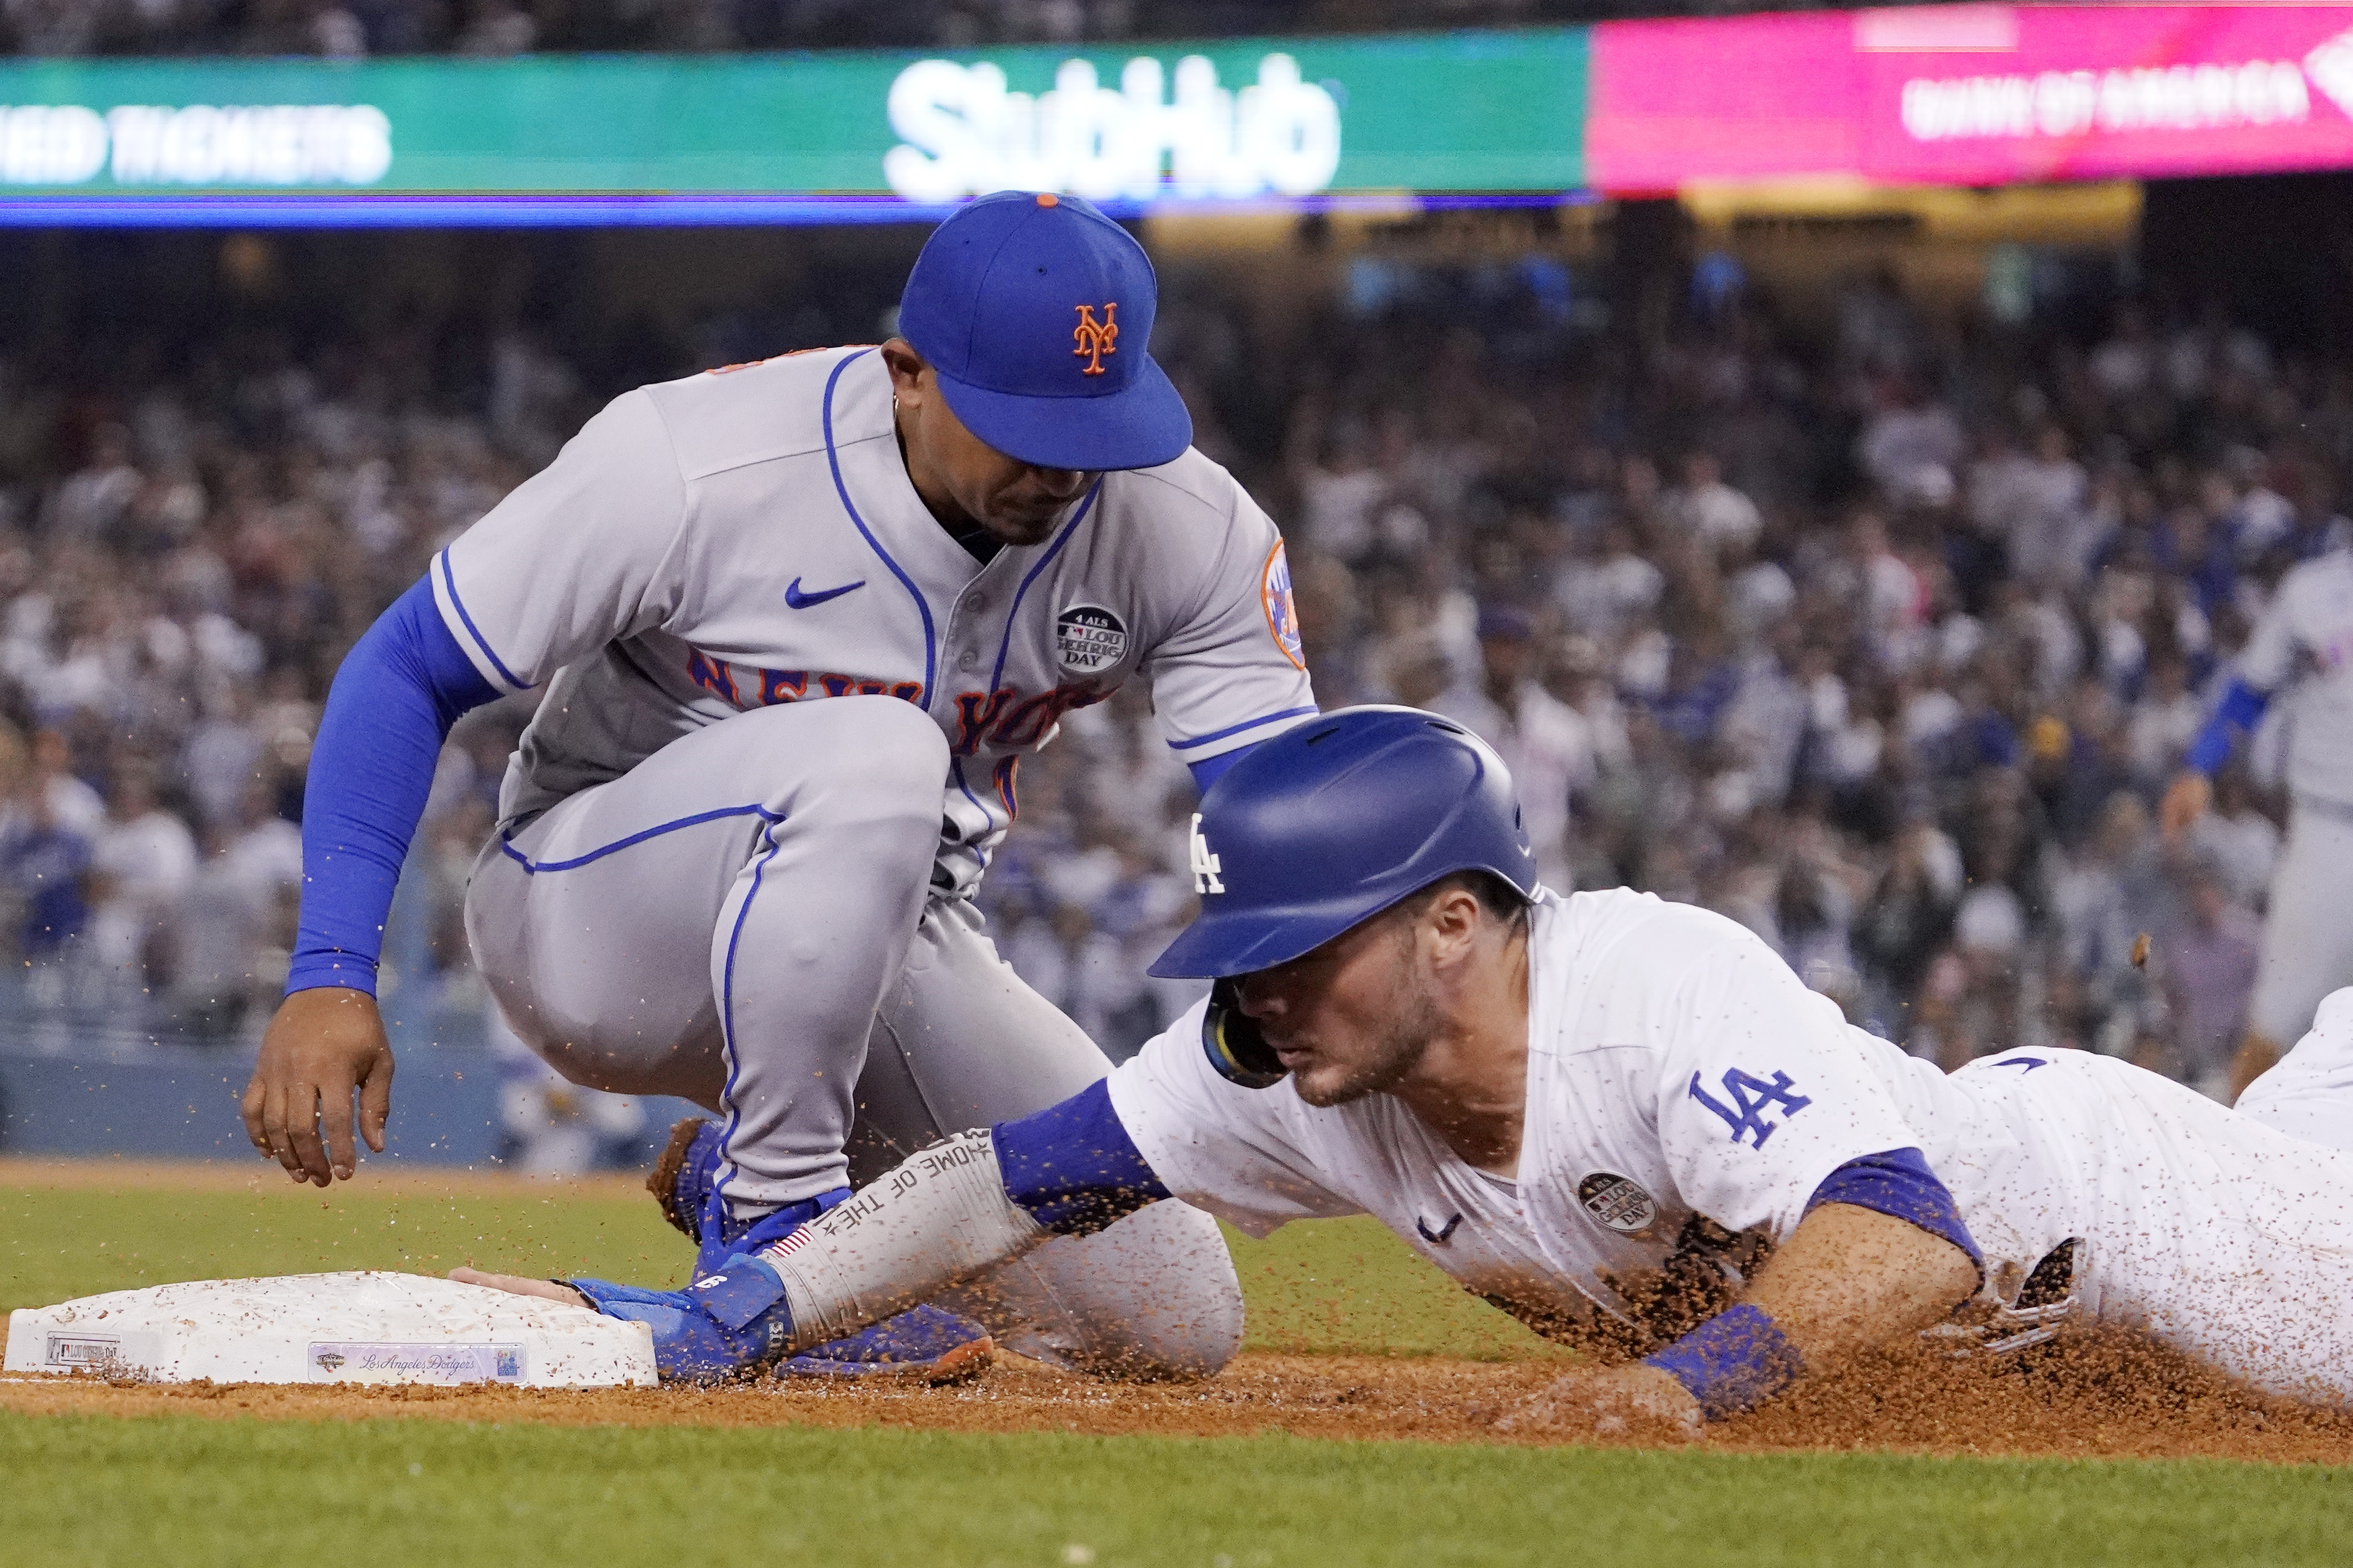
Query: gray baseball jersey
432 341 1304 1369
430 344 1316 889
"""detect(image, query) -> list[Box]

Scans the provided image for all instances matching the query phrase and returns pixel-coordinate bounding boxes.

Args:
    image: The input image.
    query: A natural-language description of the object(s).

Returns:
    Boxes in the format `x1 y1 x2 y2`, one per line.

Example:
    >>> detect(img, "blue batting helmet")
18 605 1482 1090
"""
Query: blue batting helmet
1147 706 1537 984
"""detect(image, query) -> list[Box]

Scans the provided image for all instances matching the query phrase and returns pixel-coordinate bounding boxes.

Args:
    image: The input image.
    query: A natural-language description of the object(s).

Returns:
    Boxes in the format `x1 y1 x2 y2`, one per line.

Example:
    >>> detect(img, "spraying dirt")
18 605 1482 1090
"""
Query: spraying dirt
7 1328 2350 1464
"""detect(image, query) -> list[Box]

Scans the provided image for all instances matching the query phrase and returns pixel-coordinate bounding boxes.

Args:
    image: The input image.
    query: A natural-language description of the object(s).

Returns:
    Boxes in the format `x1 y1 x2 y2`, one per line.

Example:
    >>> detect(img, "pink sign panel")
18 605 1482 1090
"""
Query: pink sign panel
1591 4 2353 193
1588 12 1859 192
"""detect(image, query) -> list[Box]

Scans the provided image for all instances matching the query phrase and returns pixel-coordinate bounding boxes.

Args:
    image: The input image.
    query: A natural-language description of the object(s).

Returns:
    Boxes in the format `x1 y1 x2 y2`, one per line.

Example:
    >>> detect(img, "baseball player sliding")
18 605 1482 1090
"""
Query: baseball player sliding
242 191 1319 1378
468 708 2353 1427
2162 539 2353 1106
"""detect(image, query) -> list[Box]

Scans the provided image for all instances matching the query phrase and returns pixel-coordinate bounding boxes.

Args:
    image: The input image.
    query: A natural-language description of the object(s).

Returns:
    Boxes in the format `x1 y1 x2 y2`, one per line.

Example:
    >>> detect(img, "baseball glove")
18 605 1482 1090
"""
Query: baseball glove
649 1115 711 1240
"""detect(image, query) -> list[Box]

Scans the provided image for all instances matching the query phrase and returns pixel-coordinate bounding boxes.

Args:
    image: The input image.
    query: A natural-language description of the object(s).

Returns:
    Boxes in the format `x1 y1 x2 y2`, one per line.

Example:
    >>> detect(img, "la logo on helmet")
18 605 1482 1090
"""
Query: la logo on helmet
1189 813 1223 895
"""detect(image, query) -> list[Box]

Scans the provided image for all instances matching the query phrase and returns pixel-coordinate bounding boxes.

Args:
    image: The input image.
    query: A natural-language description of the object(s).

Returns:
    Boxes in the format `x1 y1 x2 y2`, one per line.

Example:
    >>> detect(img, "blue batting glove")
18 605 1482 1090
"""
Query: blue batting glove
566 1254 795 1383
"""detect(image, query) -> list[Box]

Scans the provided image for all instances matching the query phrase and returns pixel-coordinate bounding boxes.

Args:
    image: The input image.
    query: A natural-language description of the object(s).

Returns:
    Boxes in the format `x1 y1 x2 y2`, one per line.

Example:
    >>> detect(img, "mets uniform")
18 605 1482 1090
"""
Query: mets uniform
434 343 1311 1371
1111 889 2353 1402
2203 549 2353 1050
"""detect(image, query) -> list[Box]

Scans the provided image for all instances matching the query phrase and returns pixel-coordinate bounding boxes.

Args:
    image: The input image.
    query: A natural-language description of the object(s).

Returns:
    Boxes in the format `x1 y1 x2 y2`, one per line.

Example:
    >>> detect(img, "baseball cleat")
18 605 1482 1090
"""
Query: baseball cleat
779 1304 995 1384
649 1116 834 1278
643 1116 993 1379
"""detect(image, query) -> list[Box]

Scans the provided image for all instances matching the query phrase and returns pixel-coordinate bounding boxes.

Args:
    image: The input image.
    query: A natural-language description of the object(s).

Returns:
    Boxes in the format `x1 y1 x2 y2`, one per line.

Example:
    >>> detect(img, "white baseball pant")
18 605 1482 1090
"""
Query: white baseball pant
2236 986 2353 1154
1970 1050 2353 1403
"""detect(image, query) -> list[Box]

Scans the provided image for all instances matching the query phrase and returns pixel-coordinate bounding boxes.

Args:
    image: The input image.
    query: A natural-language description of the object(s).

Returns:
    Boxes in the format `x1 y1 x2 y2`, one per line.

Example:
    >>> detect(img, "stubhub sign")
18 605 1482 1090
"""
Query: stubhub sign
883 53 1343 203
0 33 1585 220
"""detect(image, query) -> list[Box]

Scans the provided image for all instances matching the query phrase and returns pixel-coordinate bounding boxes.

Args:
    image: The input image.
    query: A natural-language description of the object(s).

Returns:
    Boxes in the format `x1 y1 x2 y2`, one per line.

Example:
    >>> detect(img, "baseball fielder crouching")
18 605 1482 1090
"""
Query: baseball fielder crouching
470 708 2353 1421
2162 539 2353 1103
245 192 1326 1378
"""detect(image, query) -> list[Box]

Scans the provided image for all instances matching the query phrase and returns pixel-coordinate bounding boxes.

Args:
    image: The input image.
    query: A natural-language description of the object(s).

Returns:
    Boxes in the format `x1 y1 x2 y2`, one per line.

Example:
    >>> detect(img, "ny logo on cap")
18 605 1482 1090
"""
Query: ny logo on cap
1073 303 1119 375
1189 812 1224 894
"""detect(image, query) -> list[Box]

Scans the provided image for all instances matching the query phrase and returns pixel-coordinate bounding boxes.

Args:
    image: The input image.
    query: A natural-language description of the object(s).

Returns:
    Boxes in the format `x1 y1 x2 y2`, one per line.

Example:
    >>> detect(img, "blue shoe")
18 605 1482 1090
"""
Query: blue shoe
644 1117 993 1380
780 1303 994 1383
649 1116 838 1278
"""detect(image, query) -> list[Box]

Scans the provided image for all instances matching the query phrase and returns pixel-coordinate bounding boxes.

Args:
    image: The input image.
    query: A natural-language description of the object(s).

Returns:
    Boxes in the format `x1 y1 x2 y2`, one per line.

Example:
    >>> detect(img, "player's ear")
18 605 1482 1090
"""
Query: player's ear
879 338 929 399
1420 883 1483 964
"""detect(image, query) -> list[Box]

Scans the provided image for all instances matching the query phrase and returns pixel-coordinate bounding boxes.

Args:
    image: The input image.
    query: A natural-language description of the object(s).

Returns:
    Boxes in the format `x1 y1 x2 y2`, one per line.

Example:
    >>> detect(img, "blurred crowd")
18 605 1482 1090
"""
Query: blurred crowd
0 312 560 1038
0 230 2335 1111
3 0 2001 59
1157 258 2332 1096
985 253 2336 1091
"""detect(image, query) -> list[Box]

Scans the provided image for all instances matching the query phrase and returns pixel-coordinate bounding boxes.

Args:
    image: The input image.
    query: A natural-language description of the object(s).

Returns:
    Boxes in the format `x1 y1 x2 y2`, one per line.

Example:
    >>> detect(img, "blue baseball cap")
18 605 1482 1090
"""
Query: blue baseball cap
897 190 1192 473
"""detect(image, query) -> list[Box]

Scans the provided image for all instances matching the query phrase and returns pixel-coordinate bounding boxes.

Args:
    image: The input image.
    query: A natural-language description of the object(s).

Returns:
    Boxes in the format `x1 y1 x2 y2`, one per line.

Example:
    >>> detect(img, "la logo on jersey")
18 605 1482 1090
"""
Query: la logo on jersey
1073 303 1119 375
1688 1068 1812 1149
1189 813 1224 895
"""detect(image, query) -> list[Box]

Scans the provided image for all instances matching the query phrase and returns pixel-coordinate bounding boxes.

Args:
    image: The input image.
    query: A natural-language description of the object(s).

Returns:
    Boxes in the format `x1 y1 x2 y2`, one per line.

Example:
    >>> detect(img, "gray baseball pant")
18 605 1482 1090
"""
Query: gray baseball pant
2248 798 2353 1049
464 695 1242 1376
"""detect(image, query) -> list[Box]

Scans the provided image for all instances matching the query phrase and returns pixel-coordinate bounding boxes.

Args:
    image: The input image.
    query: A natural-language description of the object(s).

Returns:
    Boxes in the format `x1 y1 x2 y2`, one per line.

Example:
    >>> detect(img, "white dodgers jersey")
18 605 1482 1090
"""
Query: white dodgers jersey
2240 549 2353 808
429 346 1316 896
1110 889 2080 1340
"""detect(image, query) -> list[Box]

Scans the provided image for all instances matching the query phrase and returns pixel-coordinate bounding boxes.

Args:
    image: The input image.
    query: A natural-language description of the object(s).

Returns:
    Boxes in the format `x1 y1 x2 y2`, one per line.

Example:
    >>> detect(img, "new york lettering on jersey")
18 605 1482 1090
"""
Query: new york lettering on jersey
431 344 1314 895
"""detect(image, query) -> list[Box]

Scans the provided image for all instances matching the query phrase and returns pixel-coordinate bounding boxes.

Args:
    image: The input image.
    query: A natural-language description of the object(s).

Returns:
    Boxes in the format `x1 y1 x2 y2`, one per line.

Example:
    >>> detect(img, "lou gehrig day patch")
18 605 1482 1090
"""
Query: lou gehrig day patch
1576 1172 1659 1235
1261 539 1305 670
1055 604 1129 674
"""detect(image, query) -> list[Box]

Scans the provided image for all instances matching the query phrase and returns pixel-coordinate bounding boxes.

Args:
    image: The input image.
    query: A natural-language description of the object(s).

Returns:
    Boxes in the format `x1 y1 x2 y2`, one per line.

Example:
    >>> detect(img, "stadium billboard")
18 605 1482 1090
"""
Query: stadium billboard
1589 3 2353 193
0 33 1587 225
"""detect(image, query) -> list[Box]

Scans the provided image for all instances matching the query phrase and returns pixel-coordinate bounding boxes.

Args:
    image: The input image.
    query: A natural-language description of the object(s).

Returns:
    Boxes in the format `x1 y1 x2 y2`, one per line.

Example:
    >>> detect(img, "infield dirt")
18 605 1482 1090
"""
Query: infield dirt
8 1329 2351 1466
11 1160 2348 1467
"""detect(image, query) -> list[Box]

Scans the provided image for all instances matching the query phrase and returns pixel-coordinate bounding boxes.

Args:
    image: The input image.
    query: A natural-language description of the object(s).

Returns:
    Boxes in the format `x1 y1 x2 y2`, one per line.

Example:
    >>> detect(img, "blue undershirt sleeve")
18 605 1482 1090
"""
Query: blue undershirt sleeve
2184 678 2272 776
1805 1146 1983 1275
1186 738 1262 794
286 576 502 997
993 1078 1173 1236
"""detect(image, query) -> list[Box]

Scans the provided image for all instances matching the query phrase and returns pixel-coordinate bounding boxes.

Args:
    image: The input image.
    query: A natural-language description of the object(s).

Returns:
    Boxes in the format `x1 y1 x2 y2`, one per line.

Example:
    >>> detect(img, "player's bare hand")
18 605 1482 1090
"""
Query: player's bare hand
2160 770 2211 843
450 1268 591 1310
1492 1364 1703 1442
240 987 394 1187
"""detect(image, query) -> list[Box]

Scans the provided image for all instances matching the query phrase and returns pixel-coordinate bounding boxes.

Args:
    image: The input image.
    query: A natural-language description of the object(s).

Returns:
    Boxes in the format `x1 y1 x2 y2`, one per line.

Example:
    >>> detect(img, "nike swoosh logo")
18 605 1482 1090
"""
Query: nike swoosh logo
785 577 865 610
1416 1213 1463 1245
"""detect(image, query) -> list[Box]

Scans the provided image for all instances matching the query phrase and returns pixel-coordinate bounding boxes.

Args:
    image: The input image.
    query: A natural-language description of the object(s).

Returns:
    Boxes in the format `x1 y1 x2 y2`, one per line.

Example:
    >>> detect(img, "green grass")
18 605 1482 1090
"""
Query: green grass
7 1172 2345 1566
0 1175 685 1312
0 1171 1560 1359
4 1410 2349 1568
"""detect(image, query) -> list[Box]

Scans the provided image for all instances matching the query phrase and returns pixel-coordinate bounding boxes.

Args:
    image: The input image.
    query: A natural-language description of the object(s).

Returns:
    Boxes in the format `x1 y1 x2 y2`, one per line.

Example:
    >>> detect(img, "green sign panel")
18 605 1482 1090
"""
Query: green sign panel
0 31 1585 211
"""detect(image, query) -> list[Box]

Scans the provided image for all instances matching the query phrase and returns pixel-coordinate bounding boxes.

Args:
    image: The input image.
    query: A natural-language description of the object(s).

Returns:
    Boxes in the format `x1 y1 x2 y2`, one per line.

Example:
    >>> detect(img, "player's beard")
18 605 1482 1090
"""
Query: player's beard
1288 927 1444 1108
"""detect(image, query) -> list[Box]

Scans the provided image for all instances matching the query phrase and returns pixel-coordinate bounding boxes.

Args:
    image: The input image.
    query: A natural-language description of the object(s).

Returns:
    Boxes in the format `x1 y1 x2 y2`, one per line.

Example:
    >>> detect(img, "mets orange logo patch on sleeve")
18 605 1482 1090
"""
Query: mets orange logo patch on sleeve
1261 539 1305 670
